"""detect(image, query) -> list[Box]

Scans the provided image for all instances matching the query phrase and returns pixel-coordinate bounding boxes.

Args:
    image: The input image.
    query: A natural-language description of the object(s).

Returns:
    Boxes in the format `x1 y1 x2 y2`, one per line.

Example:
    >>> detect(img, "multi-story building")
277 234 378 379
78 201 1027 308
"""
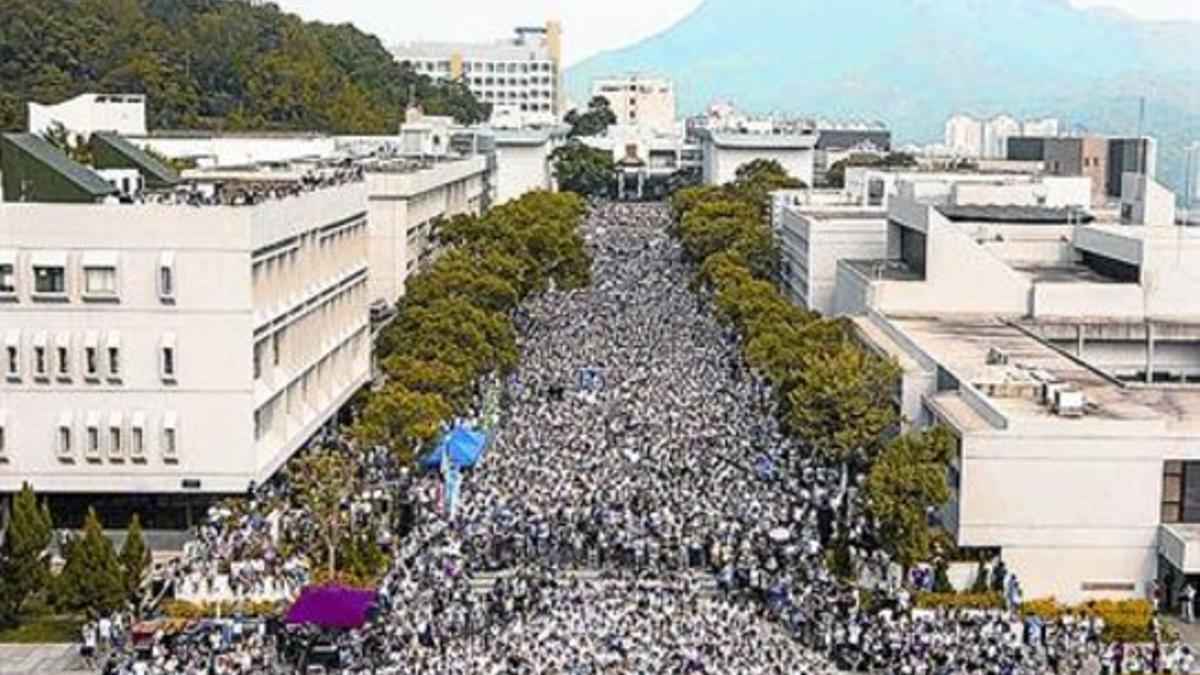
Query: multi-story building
945 114 1065 159
365 154 489 305
944 114 985 158
799 169 1200 603
983 115 1022 160
591 75 677 134
27 93 147 145
582 124 701 201
1006 135 1158 203
0 134 371 513
696 128 816 187
772 173 1091 315
813 124 892 178
393 22 564 126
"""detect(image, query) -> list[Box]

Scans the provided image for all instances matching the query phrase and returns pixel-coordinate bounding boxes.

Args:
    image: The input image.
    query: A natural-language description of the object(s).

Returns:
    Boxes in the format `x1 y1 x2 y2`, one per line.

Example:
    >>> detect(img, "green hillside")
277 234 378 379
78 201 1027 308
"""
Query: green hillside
0 0 489 133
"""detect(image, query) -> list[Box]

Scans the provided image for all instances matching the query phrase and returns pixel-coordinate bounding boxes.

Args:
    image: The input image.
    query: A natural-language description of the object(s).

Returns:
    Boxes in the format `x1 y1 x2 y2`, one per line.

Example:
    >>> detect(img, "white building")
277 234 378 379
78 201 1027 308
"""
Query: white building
772 173 1092 315
487 126 567 205
365 155 489 305
591 75 677 134
697 129 816 187
27 93 147 144
983 115 1022 159
944 114 984 158
393 22 563 126
1022 117 1062 138
0 140 371 496
771 190 887 314
819 173 1200 602
582 124 700 200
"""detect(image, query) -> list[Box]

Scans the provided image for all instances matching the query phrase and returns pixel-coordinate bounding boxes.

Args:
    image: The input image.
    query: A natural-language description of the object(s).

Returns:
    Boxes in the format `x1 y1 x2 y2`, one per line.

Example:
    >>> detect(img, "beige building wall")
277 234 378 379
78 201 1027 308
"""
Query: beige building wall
0 182 371 494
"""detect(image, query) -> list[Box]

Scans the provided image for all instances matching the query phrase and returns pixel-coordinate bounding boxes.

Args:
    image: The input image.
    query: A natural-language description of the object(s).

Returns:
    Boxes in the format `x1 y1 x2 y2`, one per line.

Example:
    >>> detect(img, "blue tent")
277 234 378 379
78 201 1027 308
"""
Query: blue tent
420 425 488 470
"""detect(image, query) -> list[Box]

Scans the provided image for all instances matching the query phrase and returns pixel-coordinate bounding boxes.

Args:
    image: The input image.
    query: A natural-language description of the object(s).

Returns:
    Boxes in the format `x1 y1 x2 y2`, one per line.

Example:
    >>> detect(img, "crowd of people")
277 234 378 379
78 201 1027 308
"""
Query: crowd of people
105 201 1186 674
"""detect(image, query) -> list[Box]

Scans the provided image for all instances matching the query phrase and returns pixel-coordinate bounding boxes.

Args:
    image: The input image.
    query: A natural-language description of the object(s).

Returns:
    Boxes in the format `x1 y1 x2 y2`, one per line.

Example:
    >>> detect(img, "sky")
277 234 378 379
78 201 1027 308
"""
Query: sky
277 0 1200 66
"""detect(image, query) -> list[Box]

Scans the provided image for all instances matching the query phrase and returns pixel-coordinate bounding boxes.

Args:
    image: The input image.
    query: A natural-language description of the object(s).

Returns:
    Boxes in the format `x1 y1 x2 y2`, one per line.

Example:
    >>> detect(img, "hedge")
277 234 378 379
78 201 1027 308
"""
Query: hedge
159 599 283 620
1021 597 1154 643
914 592 1004 611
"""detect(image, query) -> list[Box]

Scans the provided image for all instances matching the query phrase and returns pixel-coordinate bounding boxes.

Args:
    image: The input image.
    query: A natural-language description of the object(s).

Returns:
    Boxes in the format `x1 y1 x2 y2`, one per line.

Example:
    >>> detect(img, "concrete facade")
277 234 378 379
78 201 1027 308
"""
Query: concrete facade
27 93 147 144
827 175 1200 602
0 182 371 495
365 156 488 304
698 130 815 187
592 75 677 134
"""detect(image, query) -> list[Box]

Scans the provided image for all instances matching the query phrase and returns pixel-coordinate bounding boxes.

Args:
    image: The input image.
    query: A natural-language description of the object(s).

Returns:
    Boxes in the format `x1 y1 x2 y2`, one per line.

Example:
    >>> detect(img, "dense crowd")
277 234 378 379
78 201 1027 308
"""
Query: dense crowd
106 201 1186 674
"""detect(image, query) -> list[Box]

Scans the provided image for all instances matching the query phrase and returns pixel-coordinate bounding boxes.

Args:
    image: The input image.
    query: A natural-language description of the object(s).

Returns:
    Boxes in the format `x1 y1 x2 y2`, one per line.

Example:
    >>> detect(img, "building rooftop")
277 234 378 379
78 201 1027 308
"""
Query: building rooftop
1 132 117 199
884 315 1200 433
937 204 1095 224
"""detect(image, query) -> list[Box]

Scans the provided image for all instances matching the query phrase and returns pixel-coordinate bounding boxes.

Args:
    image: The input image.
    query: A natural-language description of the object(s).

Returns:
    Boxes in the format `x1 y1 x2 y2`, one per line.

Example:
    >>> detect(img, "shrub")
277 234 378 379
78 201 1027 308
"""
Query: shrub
914 592 1004 611
159 599 283 620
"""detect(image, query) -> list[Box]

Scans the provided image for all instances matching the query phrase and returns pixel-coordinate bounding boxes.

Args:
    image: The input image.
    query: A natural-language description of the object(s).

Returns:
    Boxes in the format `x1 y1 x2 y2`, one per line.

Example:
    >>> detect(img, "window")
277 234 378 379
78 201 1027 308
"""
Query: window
0 419 6 458
85 414 101 460
0 263 14 294
158 252 175 301
57 415 73 458
83 266 118 296
33 266 65 295
130 413 145 460
162 413 178 460
162 347 175 378
161 333 177 381
32 334 47 379
253 341 265 380
106 332 122 380
108 414 123 459
55 335 70 379
272 329 284 367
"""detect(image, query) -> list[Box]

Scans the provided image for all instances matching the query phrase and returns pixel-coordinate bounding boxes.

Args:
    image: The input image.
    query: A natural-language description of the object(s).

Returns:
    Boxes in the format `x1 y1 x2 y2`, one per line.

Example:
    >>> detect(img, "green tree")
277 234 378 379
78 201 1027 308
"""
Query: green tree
0 484 53 623
289 450 360 576
353 385 451 465
865 427 957 570
783 343 900 467
564 96 617 137
55 509 125 616
118 514 151 602
551 141 616 198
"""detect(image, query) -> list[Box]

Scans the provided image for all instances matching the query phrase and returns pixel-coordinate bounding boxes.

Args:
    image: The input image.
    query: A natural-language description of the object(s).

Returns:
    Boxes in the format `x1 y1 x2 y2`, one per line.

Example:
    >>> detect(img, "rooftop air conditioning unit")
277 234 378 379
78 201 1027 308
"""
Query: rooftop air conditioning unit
1053 389 1085 418
987 347 1010 366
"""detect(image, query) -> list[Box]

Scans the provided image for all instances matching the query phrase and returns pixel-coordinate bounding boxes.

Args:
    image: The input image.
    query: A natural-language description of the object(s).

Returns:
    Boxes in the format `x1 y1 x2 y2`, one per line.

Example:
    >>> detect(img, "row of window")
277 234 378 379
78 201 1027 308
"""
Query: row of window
414 60 552 75
53 411 178 463
0 412 178 463
0 250 175 303
471 87 554 100
468 76 554 87
3 331 176 384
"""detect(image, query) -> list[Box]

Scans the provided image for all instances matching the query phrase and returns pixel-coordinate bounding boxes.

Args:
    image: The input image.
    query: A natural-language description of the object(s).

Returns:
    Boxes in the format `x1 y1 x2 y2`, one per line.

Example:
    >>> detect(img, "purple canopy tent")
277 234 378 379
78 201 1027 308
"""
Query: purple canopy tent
284 585 377 630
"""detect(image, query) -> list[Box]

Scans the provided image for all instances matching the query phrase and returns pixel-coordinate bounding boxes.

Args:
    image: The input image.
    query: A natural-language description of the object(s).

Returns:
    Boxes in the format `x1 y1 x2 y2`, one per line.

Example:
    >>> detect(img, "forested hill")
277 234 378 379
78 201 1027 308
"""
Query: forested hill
0 0 490 134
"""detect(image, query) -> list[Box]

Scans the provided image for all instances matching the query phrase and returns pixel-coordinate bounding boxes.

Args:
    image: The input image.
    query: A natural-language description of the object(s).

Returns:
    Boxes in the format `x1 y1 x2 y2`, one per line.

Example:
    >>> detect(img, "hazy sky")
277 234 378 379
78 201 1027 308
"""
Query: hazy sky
277 0 1200 66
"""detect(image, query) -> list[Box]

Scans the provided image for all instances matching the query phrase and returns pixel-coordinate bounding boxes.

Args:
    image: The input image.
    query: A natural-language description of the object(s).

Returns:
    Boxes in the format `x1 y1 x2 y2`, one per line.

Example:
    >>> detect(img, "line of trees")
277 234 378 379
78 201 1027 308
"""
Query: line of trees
0 0 490 133
0 484 149 626
673 159 956 572
287 191 594 582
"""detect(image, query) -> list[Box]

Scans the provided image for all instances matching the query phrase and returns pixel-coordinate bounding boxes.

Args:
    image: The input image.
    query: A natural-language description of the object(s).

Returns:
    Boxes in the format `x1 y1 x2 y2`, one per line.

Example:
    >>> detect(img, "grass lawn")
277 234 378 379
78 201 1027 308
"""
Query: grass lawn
0 616 81 644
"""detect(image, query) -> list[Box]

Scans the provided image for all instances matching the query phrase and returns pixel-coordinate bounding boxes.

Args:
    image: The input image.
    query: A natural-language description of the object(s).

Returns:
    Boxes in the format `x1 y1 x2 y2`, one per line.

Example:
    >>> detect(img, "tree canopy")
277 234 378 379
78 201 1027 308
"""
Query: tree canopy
551 141 616 199
0 484 53 624
866 427 957 569
564 96 617 138
0 0 490 132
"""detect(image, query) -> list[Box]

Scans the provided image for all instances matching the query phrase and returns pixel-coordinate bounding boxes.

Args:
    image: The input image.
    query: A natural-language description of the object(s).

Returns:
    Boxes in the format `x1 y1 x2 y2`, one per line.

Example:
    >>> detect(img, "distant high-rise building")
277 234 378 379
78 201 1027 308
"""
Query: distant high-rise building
591 74 677 134
944 114 984 158
983 115 1022 159
1022 117 1062 138
393 21 563 127
1006 134 1157 203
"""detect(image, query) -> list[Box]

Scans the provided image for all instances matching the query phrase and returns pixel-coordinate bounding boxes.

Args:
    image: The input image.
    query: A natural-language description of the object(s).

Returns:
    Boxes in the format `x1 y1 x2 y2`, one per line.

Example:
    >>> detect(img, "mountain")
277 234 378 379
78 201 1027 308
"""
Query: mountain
567 0 1200 194
0 0 488 134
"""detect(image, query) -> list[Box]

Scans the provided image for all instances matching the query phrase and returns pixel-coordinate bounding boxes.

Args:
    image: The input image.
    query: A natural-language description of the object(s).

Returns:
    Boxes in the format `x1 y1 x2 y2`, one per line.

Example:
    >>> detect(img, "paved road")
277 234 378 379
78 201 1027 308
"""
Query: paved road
0 645 84 674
